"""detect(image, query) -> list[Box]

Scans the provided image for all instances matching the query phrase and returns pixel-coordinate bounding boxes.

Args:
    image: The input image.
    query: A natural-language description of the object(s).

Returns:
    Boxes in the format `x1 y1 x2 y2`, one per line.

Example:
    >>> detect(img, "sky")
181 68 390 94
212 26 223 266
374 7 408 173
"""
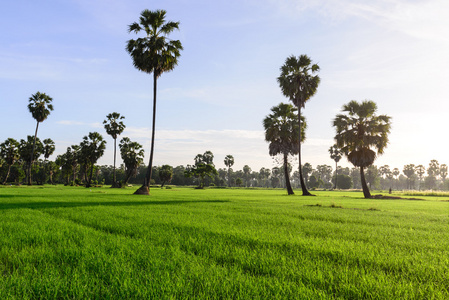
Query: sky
1 0 448 173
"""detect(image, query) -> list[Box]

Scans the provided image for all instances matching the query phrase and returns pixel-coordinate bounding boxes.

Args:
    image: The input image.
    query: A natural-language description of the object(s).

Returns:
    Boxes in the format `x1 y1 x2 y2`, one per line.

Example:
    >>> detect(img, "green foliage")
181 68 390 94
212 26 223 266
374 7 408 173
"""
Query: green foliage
119 137 144 184
159 164 173 187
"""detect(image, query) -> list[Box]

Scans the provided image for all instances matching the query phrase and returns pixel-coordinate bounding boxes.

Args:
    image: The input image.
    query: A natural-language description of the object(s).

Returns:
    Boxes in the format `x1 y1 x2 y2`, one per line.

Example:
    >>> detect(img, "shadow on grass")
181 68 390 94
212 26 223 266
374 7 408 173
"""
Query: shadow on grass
0 200 229 210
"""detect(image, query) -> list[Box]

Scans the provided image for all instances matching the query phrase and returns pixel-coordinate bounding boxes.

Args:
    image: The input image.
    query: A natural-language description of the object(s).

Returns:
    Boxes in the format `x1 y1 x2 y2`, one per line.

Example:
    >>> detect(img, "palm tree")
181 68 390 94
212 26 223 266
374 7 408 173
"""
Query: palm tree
119 137 145 185
328 144 342 189
27 92 54 185
79 132 106 187
0 138 20 185
42 138 55 162
333 100 391 198
103 112 126 187
127 9 183 195
277 55 320 196
263 103 306 195
224 155 234 187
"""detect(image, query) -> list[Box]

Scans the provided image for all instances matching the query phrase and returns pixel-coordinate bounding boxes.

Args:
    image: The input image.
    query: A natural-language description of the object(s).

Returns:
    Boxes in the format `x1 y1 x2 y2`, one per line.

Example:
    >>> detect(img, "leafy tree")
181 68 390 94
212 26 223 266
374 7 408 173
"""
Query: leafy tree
242 165 252 188
440 164 448 182
119 137 145 185
403 164 416 190
0 138 20 184
19 136 43 185
27 91 53 185
333 174 353 189
263 103 305 195
333 100 392 198
302 163 313 189
277 55 320 196
185 151 217 188
159 165 173 187
103 112 126 187
427 159 440 179
260 167 271 188
415 165 425 190
42 138 55 161
79 132 106 187
127 9 183 195
224 155 234 187
328 145 342 189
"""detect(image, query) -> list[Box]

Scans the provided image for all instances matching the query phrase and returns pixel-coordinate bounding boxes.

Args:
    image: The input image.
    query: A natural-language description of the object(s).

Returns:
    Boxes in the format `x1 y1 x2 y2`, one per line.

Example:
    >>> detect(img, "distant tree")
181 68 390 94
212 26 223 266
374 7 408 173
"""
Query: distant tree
0 138 20 184
333 100 392 198
403 164 416 190
27 92 53 185
224 155 234 187
316 164 333 188
127 9 183 195
159 165 173 187
235 178 243 187
79 132 106 187
259 167 271 188
19 136 43 185
277 54 320 196
242 165 252 188
333 174 353 189
119 137 145 185
103 112 126 188
264 103 305 195
415 165 425 190
328 145 342 189
302 163 313 189
440 164 448 182
427 159 440 179
185 151 218 188
42 138 55 162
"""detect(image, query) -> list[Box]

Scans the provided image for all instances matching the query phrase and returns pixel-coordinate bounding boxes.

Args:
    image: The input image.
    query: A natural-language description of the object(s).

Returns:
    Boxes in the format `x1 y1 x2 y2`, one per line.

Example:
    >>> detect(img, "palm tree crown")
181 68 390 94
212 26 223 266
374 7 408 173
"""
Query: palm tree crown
28 92 54 123
103 112 125 140
333 100 391 168
277 55 320 108
126 9 183 78
263 103 305 157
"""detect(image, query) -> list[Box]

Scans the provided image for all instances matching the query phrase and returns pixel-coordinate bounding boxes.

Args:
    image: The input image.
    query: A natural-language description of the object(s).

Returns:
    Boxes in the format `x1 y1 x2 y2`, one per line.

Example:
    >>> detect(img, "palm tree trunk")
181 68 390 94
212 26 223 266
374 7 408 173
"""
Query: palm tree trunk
112 137 117 187
283 153 294 195
3 164 12 185
334 161 338 189
135 72 157 195
298 106 313 196
360 166 372 198
28 121 40 185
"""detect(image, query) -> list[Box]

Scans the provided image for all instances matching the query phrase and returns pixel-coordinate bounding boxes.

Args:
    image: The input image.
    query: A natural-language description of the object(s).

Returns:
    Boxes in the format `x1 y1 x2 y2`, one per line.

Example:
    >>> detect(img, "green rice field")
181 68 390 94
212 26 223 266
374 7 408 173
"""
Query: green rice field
0 185 448 299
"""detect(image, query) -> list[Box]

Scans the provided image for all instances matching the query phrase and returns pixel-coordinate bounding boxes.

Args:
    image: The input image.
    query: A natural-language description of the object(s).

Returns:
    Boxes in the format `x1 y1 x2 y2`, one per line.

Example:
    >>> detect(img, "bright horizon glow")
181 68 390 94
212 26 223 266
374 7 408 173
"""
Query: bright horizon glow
1 0 448 173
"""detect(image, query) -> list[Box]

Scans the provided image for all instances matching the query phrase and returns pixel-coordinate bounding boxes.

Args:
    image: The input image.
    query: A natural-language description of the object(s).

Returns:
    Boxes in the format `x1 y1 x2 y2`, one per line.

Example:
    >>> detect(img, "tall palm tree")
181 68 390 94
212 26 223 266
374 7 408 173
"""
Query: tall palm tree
127 9 183 195
333 100 391 198
27 91 53 185
103 112 126 187
224 155 234 187
263 103 306 195
277 55 320 196
0 138 20 185
329 144 342 189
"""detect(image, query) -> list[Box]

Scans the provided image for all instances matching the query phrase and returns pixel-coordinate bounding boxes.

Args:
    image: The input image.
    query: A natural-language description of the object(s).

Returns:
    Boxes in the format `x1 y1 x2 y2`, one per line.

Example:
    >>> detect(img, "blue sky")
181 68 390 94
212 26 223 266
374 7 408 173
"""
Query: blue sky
1 0 448 172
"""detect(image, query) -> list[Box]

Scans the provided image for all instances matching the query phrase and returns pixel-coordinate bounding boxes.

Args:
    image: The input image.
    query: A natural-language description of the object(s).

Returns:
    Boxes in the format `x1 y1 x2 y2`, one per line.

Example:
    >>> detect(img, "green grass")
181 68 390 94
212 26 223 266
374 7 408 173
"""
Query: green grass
0 186 448 299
